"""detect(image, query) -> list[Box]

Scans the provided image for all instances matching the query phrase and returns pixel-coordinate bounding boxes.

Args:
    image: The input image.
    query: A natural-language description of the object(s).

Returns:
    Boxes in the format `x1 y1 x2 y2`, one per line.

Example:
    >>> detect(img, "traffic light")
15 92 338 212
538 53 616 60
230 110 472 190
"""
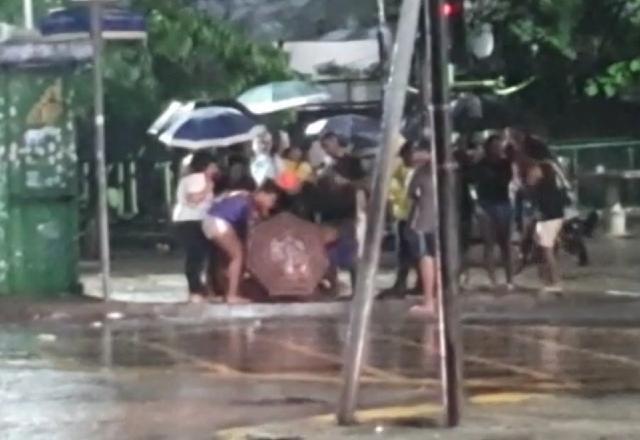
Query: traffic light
442 0 467 65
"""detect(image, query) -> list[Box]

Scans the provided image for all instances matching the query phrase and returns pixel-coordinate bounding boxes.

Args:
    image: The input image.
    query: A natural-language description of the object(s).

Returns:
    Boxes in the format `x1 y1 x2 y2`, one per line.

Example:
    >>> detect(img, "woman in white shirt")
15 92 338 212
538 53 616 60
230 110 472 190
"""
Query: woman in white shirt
173 152 218 302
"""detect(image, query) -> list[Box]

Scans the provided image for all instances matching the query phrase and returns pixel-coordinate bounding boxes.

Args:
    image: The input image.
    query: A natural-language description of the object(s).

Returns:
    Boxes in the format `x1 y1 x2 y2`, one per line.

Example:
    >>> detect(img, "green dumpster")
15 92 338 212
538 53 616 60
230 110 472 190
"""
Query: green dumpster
0 38 92 295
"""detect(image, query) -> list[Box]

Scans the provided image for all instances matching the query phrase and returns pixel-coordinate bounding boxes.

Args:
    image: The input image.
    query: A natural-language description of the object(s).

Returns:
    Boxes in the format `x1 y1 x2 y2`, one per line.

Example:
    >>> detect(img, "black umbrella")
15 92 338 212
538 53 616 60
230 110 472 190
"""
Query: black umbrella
306 113 380 151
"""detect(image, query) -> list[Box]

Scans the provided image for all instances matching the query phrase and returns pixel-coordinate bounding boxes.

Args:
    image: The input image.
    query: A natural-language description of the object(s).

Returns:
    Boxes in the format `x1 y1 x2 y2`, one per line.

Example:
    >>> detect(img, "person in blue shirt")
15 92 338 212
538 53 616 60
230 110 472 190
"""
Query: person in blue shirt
202 180 284 304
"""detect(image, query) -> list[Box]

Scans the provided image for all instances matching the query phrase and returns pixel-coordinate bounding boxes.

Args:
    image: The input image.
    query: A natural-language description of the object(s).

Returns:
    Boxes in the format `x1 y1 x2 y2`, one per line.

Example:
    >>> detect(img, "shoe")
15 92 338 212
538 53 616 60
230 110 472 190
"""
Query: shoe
540 285 563 294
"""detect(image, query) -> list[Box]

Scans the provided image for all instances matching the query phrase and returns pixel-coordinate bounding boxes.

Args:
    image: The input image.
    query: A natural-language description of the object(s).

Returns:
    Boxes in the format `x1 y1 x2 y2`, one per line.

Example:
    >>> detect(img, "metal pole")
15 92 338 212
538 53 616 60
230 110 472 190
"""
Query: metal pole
337 0 421 425
421 2 433 129
90 0 112 301
376 0 388 71
23 0 34 29
428 0 464 427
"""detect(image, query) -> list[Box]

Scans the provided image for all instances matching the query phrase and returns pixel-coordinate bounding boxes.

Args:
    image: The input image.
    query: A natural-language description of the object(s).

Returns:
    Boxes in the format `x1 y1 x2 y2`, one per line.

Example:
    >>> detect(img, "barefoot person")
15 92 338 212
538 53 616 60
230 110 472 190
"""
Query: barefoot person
406 144 438 316
526 162 566 293
202 181 283 304
173 152 218 303
473 134 514 290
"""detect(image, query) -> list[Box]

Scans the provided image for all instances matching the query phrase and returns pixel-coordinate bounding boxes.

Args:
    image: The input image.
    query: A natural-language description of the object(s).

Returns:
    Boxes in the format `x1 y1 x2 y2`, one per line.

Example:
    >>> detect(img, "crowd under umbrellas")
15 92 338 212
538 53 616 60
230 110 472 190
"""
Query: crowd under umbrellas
148 81 367 303
146 78 596 311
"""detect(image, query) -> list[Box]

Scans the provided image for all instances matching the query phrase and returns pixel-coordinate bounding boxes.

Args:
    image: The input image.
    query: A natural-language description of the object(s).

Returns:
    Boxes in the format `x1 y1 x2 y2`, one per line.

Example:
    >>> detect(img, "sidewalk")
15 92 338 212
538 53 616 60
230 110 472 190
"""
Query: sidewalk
2 235 638 326
80 234 640 304
215 393 640 439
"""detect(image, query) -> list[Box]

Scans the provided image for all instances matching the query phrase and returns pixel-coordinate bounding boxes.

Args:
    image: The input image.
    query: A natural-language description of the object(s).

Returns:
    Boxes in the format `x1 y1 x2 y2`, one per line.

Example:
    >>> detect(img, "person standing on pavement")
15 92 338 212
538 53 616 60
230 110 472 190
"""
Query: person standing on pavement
250 131 278 187
473 134 514 290
173 152 218 303
526 162 566 293
384 142 420 296
406 143 438 316
315 132 368 293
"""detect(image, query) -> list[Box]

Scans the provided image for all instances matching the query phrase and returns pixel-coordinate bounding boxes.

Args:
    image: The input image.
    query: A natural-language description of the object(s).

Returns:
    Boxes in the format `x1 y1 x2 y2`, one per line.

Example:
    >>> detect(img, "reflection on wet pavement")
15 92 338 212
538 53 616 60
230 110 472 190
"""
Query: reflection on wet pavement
2 319 640 439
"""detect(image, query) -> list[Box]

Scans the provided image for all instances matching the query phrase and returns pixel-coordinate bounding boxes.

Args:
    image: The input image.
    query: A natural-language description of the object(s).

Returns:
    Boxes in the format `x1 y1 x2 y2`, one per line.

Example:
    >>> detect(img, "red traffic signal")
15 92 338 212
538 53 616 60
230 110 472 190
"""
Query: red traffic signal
442 1 463 17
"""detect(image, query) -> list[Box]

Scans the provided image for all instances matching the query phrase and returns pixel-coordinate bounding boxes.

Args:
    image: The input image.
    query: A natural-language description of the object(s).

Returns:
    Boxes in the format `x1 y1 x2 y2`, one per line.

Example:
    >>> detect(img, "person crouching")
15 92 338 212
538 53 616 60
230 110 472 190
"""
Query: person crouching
202 181 284 304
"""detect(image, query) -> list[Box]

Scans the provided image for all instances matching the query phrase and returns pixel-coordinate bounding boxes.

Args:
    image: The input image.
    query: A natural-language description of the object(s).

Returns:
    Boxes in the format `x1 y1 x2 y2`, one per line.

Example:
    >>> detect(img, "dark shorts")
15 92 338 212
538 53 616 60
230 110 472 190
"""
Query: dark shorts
480 202 513 225
326 222 357 270
405 229 436 259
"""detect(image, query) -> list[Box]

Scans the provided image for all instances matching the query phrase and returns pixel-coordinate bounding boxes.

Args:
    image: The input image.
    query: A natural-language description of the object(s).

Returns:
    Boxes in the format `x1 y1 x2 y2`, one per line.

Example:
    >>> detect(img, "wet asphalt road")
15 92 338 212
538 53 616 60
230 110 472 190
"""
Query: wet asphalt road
3 316 640 439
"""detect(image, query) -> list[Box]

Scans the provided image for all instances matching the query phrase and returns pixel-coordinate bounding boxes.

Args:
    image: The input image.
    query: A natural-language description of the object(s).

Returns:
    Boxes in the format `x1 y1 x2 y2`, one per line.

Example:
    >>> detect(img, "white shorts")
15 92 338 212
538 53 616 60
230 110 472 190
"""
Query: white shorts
202 216 232 240
535 219 563 249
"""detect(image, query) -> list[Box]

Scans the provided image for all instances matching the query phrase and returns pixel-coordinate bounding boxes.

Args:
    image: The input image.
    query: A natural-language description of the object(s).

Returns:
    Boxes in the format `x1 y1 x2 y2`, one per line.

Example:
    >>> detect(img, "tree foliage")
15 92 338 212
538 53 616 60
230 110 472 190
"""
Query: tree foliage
1 0 292 160
385 0 640 102
72 0 293 160
135 0 291 101
467 0 640 100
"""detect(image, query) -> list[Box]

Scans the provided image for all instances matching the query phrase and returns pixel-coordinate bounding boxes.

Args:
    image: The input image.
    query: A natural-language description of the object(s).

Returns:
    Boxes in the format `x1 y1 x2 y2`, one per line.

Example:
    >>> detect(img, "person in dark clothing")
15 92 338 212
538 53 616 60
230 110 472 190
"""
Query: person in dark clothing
526 162 565 292
316 132 367 293
473 134 514 289
454 141 476 285
216 155 257 193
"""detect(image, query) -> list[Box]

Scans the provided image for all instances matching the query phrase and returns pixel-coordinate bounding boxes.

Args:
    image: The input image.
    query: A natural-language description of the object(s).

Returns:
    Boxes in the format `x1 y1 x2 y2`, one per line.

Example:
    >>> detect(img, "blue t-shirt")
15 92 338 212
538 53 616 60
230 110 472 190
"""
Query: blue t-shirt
207 192 253 236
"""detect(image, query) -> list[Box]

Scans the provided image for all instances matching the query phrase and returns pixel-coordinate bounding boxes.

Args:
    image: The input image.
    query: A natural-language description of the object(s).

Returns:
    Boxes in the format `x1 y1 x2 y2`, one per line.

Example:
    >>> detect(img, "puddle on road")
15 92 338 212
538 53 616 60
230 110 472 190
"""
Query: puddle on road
2 321 640 438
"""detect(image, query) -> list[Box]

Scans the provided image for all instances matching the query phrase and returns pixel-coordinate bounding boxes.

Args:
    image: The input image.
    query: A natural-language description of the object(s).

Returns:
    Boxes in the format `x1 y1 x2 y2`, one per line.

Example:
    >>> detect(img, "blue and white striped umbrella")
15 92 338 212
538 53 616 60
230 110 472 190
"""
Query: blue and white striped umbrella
39 6 146 41
147 101 195 136
158 106 265 150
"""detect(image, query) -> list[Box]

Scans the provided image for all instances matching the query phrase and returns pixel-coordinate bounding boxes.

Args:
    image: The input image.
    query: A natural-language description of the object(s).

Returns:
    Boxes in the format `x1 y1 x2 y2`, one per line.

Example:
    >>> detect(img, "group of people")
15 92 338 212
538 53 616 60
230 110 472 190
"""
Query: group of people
172 129 368 304
387 127 575 315
172 123 577 312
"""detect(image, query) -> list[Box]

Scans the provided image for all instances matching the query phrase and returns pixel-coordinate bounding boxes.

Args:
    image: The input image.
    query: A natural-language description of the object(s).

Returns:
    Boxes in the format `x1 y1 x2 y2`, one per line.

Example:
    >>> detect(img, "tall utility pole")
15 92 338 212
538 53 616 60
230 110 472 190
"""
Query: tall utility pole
90 0 112 301
427 0 464 427
337 0 422 425
23 0 34 29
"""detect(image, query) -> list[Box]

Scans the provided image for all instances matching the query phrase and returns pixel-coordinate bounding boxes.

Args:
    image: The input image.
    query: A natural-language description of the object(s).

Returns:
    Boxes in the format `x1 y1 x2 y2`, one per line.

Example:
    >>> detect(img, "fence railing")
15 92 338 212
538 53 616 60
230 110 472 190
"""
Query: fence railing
551 139 640 209
80 138 640 225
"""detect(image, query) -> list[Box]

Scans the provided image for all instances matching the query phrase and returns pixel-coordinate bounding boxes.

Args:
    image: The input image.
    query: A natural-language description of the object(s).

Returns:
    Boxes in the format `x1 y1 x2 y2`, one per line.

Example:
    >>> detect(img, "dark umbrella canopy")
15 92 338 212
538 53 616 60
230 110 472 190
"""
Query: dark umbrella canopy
39 6 146 40
158 106 264 150
306 113 380 151
247 213 329 297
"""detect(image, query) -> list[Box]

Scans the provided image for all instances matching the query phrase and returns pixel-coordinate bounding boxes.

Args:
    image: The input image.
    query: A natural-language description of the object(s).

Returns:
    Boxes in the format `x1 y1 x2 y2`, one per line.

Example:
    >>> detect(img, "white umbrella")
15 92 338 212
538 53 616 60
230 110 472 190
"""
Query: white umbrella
147 100 195 136
238 80 329 115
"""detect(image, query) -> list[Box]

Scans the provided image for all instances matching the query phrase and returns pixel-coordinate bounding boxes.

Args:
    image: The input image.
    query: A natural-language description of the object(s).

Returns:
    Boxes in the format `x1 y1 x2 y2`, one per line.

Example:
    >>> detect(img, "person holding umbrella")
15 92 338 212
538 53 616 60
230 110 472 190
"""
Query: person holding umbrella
172 152 219 303
202 181 285 304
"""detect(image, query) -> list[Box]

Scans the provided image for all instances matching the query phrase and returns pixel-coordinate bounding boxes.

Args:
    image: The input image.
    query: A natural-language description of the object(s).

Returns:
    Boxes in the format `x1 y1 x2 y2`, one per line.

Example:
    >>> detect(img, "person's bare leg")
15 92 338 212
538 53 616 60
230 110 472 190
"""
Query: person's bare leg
215 230 249 304
497 223 513 287
410 256 436 316
541 247 561 288
481 216 498 287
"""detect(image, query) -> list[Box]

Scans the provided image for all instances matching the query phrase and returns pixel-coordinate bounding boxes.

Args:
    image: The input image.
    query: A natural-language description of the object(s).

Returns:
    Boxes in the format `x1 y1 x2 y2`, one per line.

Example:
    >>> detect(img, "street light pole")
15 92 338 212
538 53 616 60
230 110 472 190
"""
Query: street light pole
337 0 421 425
90 0 112 301
427 0 464 427
23 0 34 29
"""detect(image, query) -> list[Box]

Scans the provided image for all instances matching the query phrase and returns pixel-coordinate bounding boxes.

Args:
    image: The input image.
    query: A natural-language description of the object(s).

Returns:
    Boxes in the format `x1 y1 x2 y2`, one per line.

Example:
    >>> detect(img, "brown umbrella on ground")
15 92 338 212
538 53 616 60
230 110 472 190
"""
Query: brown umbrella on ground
247 212 330 298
